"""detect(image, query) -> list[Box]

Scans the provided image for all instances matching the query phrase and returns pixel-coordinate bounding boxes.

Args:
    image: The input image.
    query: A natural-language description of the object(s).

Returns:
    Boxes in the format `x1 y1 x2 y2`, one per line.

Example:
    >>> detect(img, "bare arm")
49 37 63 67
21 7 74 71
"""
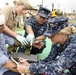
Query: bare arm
3 60 18 72
3 25 17 38
25 25 34 34
25 25 46 40
36 35 46 40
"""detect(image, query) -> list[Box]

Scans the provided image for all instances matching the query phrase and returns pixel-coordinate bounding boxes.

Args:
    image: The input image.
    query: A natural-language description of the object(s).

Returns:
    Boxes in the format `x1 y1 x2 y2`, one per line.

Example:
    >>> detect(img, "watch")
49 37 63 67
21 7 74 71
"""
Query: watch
25 66 30 74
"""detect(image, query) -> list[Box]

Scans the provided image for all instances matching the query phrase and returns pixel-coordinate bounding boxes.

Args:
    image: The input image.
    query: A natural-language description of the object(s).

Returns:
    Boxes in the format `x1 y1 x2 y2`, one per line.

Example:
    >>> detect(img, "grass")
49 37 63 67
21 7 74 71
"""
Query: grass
69 19 76 25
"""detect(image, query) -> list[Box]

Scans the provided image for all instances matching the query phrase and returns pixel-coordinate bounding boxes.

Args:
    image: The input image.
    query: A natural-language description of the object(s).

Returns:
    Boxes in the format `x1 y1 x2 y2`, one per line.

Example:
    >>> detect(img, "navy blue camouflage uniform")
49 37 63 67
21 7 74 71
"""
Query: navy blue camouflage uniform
24 17 48 37
23 17 48 54
29 33 76 75
28 17 76 75
21 7 50 54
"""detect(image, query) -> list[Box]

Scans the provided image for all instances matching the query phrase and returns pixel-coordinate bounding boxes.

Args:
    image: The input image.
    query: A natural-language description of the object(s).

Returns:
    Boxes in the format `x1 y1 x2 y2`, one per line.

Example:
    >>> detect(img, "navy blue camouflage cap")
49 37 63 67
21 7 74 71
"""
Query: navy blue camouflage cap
70 22 76 27
38 7 51 19
44 17 68 37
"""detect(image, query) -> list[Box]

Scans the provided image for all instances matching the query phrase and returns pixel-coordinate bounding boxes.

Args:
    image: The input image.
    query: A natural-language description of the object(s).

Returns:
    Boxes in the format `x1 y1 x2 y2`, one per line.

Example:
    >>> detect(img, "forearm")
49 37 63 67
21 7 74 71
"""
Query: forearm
29 61 60 75
36 35 46 40
3 25 17 38
3 60 18 72
25 26 34 34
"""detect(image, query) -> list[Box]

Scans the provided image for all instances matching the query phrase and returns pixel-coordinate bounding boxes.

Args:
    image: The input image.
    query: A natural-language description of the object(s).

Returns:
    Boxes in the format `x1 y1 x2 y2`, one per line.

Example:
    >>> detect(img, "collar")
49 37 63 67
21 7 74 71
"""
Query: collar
12 6 17 17
12 6 16 14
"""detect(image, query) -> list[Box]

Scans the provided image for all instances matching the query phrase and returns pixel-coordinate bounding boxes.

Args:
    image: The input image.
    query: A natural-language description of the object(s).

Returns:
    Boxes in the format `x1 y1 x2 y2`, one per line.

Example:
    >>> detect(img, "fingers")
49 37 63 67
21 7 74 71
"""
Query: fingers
17 64 25 74
18 58 26 64
24 39 29 44
33 41 44 49
38 42 44 49
22 40 28 45
30 40 33 46
21 39 29 47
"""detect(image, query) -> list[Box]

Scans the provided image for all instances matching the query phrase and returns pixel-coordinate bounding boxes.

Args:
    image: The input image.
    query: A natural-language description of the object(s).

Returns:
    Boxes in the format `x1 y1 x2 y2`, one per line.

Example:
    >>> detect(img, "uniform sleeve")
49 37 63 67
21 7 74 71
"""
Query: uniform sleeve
24 18 33 26
29 35 76 75
1 6 10 22
41 44 59 63
0 51 9 67
3 34 14 46
40 44 63 63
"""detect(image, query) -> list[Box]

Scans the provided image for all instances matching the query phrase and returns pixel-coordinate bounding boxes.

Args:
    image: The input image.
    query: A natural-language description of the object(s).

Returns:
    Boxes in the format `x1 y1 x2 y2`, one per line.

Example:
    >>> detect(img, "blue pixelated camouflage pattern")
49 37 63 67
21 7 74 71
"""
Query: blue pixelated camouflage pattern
24 17 48 37
29 33 76 75
44 16 68 37
38 6 50 18
24 17 49 54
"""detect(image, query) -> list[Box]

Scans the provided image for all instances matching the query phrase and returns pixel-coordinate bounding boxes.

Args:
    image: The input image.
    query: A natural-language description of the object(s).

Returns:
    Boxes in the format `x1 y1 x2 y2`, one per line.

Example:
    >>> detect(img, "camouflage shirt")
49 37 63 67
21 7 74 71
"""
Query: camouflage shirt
24 17 48 37
29 33 76 75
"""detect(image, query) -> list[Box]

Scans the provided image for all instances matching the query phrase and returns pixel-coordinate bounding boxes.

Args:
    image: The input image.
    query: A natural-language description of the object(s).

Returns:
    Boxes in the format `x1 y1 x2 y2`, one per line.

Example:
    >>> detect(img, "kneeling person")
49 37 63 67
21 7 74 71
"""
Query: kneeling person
0 14 21 75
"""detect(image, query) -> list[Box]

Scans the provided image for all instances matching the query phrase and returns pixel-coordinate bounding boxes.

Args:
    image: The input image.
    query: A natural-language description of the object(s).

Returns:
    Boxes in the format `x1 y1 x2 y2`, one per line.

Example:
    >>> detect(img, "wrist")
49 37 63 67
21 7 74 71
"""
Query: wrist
28 34 34 37
13 33 17 38
15 35 19 39
25 66 30 74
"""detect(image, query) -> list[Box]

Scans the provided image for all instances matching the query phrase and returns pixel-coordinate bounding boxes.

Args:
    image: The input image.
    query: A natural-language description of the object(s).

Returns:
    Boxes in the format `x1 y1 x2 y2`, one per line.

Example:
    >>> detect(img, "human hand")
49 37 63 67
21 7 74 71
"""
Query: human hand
18 58 30 66
33 41 44 49
26 34 35 46
15 35 28 46
17 64 30 74
17 64 27 74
